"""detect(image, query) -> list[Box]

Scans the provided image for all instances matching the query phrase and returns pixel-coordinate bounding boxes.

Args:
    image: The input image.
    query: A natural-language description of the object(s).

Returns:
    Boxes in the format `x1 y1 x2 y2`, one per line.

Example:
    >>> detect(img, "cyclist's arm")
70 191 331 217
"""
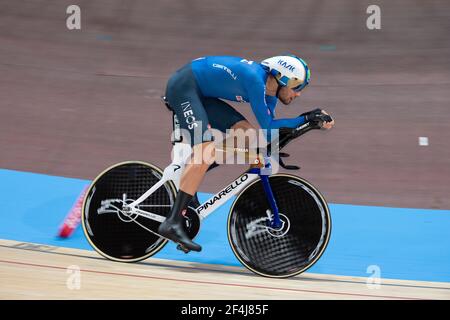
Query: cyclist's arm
248 86 306 130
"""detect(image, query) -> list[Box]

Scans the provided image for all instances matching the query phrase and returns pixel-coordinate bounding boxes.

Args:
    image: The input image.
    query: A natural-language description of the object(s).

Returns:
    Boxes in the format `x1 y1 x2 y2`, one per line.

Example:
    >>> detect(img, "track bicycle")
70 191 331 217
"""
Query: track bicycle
82 99 332 278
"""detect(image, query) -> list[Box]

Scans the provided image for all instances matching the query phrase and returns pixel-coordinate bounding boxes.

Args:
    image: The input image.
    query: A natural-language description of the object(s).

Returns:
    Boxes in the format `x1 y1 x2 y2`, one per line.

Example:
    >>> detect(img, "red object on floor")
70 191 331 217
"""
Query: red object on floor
58 185 89 238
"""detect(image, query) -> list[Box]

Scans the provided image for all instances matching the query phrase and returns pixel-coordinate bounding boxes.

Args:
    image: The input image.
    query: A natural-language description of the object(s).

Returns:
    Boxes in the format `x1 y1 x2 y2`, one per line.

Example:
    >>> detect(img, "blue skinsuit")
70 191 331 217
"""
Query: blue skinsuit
164 56 307 145
191 56 307 130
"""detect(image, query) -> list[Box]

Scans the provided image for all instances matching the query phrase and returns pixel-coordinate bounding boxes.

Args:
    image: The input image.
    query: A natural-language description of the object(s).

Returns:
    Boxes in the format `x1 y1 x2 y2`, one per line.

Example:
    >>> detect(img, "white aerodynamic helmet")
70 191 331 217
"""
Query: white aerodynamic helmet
261 55 311 92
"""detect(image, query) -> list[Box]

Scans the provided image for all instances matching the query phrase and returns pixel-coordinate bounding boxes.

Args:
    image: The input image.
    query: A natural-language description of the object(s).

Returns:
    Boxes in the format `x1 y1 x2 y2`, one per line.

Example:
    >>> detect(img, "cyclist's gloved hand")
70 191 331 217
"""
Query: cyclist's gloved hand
300 108 333 123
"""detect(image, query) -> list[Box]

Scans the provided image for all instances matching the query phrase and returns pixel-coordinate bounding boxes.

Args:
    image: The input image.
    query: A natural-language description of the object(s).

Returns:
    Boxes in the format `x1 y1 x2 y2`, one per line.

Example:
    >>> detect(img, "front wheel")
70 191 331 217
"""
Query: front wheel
227 174 331 278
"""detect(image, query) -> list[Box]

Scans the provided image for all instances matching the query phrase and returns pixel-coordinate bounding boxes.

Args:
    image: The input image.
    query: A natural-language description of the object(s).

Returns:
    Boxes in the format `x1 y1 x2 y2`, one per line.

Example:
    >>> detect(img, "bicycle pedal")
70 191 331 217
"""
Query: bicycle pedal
176 244 191 254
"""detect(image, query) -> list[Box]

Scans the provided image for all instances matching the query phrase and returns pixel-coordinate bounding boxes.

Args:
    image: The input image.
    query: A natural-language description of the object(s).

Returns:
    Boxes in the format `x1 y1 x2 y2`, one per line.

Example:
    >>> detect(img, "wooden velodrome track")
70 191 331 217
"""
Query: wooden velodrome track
1 240 449 300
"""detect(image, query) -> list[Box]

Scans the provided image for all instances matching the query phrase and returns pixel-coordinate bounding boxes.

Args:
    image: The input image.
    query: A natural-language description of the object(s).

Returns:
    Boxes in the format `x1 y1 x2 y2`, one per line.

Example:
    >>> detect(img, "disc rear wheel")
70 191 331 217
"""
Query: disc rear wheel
82 161 176 262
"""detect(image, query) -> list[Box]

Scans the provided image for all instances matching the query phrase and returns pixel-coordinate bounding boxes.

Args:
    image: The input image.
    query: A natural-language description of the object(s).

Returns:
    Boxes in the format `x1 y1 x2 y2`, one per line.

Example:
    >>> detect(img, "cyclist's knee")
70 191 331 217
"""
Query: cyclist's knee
231 119 255 131
230 120 258 149
191 142 215 166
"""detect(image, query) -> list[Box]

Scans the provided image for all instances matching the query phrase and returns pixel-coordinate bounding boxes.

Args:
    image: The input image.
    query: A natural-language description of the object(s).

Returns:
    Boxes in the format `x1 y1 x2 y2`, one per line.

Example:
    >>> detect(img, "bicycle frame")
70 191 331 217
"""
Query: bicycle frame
124 143 283 228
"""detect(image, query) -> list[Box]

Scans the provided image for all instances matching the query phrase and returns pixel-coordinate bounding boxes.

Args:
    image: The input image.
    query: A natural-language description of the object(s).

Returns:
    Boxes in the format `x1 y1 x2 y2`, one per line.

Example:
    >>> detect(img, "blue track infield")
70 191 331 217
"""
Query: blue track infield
1 168 449 282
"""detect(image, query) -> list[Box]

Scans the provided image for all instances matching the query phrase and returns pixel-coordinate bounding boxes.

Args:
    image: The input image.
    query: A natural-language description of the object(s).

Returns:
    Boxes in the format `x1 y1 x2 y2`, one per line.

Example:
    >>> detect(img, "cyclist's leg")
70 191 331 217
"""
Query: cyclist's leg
229 119 261 166
180 100 252 212
203 98 257 166
158 64 214 252
182 98 249 209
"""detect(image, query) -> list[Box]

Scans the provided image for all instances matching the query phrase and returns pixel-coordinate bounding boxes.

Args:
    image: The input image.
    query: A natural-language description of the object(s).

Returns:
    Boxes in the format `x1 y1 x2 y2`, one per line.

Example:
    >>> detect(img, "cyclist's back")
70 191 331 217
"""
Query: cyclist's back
190 56 266 104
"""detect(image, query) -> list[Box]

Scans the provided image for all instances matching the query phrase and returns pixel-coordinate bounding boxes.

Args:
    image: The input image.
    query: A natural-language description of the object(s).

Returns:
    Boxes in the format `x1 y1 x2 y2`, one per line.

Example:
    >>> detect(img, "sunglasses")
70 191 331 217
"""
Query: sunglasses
287 67 311 92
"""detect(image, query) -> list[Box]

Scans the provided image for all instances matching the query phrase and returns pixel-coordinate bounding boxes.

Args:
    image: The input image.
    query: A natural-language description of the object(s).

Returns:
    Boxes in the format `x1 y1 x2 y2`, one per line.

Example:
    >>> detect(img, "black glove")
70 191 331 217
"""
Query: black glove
300 108 333 123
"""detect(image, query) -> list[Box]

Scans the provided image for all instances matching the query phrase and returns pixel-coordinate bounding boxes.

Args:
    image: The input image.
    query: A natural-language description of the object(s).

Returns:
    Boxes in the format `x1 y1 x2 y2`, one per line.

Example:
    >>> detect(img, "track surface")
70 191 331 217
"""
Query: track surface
1 0 450 209
1 240 449 300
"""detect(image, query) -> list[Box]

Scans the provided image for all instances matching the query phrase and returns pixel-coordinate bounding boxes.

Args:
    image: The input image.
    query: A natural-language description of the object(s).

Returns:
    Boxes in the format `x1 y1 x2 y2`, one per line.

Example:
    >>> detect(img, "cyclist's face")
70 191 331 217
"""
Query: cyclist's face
278 87 302 105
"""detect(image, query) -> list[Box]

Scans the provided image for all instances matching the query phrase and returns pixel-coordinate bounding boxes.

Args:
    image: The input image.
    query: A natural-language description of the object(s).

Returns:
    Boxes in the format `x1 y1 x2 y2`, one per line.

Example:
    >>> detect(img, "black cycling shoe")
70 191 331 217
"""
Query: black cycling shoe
188 193 201 209
158 218 202 252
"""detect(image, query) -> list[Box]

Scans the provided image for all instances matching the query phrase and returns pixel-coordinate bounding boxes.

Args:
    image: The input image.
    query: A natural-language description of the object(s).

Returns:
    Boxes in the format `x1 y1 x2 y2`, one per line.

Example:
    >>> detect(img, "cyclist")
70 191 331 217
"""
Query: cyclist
158 54 335 252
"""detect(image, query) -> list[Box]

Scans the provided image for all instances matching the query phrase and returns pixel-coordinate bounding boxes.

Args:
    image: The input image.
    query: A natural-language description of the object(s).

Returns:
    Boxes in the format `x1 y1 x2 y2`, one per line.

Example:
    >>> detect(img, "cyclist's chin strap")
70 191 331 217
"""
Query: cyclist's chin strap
275 84 283 98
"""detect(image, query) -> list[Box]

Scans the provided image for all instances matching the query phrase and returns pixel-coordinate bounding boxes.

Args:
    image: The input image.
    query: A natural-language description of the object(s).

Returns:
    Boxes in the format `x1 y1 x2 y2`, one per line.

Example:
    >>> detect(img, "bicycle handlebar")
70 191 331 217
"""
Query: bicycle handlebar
264 119 324 170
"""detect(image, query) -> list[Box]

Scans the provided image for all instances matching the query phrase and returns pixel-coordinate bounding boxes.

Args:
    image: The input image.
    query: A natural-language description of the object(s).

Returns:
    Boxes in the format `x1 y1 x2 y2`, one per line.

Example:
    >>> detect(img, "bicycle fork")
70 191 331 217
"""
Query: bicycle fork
252 161 282 229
